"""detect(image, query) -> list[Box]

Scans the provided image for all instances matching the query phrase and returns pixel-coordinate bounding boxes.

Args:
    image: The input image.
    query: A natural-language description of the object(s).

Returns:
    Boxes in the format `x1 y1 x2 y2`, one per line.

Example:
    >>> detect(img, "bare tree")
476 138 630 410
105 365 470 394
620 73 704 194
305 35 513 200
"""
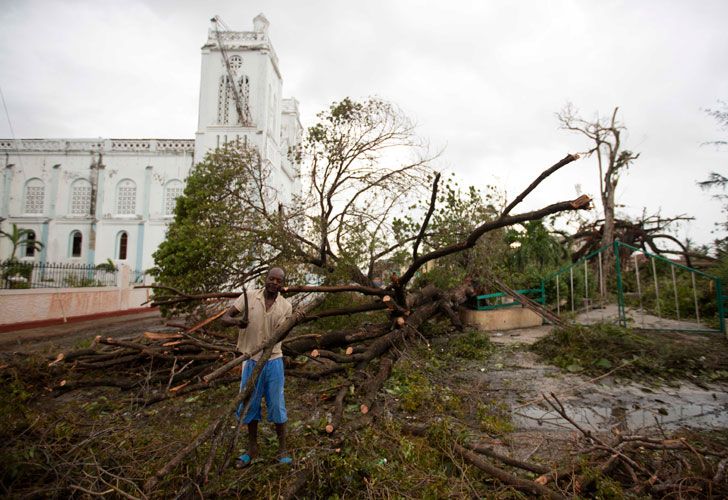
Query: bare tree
558 105 640 255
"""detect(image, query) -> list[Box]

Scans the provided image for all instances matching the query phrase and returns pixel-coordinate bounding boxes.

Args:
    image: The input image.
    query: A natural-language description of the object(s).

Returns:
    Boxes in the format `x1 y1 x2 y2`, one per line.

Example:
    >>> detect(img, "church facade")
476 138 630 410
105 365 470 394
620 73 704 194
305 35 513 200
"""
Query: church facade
0 14 301 274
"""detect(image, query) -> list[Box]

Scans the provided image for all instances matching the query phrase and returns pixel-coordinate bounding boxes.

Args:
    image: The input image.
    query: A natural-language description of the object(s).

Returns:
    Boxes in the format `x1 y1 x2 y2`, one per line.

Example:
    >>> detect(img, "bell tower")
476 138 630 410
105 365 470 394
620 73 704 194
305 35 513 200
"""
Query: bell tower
194 14 283 166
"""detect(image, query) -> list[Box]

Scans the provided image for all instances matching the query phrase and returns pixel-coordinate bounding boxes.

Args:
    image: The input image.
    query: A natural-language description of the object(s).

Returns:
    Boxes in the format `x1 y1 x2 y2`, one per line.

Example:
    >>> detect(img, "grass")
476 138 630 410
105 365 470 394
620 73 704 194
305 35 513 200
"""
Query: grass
531 322 728 383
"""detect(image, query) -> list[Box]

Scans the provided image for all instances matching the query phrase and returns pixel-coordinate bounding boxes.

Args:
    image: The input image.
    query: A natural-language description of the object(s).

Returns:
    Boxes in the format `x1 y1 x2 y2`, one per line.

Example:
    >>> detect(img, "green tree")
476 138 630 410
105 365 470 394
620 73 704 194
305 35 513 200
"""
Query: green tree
394 175 509 289
150 144 281 303
0 223 43 260
505 219 567 285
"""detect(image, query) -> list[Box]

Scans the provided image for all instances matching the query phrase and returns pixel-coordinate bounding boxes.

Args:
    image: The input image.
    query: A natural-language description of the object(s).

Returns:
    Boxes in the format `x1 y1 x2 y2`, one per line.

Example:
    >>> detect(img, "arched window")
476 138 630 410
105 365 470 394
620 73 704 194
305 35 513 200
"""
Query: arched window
116 179 137 215
70 230 83 257
70 179 92 215
117 231 128 260
217 75 251 125
164 180 184 216
24 178 45 214
25 230 37 257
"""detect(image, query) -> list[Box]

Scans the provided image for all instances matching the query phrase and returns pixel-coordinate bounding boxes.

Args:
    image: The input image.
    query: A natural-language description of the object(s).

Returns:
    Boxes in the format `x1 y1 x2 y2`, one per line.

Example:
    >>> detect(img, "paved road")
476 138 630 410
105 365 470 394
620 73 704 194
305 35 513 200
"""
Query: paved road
0 309 165 354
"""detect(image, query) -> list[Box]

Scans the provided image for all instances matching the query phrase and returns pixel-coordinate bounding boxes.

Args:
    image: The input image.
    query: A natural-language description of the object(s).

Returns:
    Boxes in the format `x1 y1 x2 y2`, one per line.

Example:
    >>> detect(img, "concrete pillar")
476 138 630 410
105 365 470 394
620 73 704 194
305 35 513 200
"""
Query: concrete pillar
135 166 152 273
88 159 105 265
1 162 14 258
2 161 13 218
48 164 61 217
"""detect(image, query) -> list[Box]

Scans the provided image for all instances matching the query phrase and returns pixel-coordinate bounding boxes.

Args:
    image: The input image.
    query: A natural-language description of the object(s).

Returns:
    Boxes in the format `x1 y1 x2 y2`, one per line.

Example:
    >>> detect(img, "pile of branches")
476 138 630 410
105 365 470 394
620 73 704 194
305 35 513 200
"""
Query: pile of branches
49 311 241 404
416 393 728 499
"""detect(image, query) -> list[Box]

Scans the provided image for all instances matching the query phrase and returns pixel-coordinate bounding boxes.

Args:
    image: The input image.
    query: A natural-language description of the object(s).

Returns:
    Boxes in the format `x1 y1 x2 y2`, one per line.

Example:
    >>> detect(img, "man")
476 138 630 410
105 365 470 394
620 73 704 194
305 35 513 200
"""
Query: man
221 267 292 467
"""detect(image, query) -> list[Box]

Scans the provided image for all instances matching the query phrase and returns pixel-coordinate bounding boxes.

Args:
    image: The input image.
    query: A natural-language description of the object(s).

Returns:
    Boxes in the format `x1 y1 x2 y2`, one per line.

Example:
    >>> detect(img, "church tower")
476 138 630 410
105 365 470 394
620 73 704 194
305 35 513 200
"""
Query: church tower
195 14 300 203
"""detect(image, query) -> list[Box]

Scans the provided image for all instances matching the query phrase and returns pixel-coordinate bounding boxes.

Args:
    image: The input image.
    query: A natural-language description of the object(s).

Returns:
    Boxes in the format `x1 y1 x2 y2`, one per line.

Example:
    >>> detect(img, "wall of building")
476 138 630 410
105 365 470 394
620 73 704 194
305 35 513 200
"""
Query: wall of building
0 139 194 271
460 307 544 331
0 265 151 327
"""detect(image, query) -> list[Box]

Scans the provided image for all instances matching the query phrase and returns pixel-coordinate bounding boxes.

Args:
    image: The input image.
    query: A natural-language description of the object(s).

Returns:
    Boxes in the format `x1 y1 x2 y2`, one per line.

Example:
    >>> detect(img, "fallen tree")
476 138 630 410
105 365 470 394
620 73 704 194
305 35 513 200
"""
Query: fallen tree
50 146 590 494
32 96 610 496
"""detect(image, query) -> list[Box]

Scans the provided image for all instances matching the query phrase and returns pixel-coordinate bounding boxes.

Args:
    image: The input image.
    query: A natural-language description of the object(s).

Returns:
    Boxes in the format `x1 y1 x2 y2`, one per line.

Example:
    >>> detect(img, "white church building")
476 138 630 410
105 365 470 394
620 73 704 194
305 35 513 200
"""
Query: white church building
0 14 301 274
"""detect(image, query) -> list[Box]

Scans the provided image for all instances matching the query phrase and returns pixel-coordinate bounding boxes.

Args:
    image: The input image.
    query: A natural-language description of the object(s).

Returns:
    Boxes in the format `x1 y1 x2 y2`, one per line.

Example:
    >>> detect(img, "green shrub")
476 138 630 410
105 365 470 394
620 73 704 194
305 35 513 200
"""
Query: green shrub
532 323 728 382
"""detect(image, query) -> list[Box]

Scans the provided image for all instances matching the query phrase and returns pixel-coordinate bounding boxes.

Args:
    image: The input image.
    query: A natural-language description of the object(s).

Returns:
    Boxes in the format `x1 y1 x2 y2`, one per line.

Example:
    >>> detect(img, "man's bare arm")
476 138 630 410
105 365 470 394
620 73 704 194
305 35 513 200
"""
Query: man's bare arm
220 306 246 327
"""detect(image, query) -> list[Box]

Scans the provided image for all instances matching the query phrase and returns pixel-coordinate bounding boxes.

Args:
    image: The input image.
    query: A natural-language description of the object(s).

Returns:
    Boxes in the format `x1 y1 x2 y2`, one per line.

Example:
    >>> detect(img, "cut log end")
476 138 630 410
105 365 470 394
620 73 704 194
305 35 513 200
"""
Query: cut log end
570 194 592 209
311 349 320 358
345 347 354 356
169 381 191 393
325 424 334 434
48 353 65 367
360 404 369 414
94 335 101 343
395 317 406 328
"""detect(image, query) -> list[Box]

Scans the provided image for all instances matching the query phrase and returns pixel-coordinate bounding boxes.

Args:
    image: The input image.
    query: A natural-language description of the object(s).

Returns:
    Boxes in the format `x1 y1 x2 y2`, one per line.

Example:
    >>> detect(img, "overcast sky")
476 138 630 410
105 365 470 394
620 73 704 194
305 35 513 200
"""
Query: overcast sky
1 0 726 248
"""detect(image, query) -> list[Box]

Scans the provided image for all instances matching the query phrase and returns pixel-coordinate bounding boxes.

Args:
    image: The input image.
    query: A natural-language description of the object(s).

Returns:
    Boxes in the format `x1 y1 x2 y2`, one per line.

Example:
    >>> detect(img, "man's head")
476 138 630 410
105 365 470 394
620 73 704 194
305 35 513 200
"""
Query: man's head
264 267 285 296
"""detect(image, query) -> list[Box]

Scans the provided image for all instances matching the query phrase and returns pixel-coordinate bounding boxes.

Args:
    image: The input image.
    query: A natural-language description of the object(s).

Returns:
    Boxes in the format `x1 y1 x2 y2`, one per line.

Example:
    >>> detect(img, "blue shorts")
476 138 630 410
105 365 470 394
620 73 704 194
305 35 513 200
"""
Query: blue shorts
236 357 287 424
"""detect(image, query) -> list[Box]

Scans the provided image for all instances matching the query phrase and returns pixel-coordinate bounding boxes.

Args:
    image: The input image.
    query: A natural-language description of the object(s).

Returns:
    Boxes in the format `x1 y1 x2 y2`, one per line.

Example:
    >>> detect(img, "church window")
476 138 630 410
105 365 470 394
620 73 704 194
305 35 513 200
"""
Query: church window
117 231 128 260
229 55 242 70
25 230 37 257
24 179 45 214
116 180 137 215
70 230 82 257
217 75 251 125
164 180 184 215
70 179 92 215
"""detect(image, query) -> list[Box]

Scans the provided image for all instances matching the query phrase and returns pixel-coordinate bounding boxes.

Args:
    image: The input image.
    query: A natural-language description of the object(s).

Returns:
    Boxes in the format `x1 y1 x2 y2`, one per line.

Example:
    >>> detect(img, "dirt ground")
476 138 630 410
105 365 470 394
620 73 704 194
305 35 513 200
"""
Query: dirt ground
0 310 167 354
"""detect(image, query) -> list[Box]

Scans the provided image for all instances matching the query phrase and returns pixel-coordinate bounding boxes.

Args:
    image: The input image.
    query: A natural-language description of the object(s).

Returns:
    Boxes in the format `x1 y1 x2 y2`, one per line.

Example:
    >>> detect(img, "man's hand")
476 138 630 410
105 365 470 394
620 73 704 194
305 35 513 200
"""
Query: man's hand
221 316 248 328
220 306 247 328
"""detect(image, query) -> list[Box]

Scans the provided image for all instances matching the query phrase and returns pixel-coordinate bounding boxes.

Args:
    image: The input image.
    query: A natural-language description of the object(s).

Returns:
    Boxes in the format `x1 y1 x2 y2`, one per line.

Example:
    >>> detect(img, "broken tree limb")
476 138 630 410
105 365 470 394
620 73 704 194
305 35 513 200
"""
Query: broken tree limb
298 301 388 323
202 296 326 384
501 154 580 217
412 172 441 261
483 272 565 327
400 423 564 499
326 385 349 434
399 195 591 288
453 443 566 500
283 323 389 355
464 442 550 475
185 308 228 334
359 354 395 414
284 284 391 297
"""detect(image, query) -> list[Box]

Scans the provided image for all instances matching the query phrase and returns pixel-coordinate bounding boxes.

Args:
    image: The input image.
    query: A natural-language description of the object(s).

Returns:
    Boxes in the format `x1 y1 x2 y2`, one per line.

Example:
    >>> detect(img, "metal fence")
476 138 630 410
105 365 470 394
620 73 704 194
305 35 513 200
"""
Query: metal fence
129 269 147 285
540 241 726 334
0 261 118 289
470 288 545 311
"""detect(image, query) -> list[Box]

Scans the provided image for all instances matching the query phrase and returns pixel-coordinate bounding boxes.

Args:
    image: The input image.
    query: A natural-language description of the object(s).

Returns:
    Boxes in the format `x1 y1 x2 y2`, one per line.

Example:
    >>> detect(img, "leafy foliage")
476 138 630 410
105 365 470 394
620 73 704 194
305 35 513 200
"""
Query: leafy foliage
394 175 509 289
150 144 281 310
504 219 568 288
0 223 43 260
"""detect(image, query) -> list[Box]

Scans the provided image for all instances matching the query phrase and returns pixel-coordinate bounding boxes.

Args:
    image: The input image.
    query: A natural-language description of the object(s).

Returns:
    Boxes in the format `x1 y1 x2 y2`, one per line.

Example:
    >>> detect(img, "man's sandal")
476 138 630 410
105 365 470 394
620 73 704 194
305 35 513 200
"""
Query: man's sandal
234 453 255 469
